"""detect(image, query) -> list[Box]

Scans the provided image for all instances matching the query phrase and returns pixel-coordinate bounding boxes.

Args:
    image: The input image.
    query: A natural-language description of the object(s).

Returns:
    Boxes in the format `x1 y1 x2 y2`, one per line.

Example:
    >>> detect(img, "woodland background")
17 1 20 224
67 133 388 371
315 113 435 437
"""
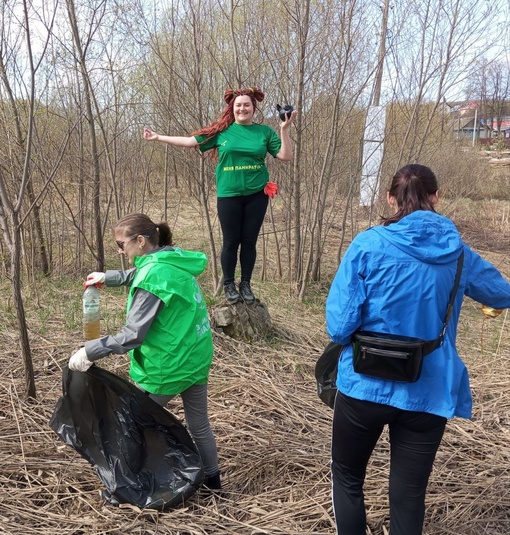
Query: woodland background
1 0 510 533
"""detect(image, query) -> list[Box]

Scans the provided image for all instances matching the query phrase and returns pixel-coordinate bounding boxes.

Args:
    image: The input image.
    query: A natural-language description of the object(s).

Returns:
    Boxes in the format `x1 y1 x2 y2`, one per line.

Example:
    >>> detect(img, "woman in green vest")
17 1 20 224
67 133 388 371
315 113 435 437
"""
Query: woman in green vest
143 87 297 305
68 213 221 491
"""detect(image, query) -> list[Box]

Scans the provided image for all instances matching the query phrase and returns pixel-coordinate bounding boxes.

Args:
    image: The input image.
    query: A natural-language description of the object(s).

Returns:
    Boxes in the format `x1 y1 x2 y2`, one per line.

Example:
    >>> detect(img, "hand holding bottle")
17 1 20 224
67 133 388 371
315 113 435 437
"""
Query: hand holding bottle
84 272 105 288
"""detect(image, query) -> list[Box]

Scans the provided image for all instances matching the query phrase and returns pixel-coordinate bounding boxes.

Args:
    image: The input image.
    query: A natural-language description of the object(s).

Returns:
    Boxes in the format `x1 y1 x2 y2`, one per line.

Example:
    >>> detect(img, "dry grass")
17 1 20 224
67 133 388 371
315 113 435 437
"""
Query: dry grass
1 196 510 534
1 290 510 534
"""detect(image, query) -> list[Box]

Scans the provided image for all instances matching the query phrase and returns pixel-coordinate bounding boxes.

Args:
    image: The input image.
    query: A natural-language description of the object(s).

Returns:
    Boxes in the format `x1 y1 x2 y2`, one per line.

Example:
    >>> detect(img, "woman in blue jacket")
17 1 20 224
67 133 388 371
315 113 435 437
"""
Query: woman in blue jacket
326 164 510 535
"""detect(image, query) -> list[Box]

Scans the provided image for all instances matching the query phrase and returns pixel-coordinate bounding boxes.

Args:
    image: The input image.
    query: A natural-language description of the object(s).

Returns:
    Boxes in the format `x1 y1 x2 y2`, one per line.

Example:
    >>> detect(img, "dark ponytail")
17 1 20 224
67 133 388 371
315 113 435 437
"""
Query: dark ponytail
156 222 173 246
381 164 438 225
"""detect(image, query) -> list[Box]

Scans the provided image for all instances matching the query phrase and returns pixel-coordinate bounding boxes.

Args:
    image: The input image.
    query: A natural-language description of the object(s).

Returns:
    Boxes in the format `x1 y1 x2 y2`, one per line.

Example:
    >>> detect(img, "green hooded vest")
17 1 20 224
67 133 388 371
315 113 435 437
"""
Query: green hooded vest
127 248 213 395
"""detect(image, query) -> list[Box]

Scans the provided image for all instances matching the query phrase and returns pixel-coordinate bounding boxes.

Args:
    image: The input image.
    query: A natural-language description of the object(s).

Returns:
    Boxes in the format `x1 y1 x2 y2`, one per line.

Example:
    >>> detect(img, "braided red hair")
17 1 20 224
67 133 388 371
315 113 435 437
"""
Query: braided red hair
223 87 264 105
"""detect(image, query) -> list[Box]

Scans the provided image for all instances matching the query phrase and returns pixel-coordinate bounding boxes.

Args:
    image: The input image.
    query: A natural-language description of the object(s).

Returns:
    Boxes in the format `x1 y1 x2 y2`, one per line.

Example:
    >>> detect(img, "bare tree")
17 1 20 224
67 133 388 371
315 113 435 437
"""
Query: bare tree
0 0 57 398
138 0 224 288
0 0 505 320
65 0 106 271
385 0 502 166
467 58 510 138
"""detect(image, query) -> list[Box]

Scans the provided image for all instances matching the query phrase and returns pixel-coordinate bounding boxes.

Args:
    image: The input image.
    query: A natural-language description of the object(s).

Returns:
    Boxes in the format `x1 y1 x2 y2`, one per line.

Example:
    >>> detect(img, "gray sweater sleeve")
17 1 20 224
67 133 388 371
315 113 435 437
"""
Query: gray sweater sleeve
104 268 137 287
84 288 163 361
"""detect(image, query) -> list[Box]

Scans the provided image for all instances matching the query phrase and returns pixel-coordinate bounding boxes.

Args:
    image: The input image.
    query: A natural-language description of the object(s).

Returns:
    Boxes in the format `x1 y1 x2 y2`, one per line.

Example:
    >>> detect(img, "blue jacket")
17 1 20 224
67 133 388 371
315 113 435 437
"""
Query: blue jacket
326 210 510 419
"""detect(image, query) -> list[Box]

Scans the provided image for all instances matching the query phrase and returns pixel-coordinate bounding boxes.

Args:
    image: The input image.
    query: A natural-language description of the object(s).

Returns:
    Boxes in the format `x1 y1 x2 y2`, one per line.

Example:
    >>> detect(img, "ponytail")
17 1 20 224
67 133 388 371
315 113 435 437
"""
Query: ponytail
156 222 173 247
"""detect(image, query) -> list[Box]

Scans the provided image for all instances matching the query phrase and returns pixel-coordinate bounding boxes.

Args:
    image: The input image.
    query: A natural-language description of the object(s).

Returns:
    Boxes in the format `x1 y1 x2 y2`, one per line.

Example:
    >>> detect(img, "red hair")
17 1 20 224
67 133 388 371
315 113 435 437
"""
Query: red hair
191 87 265 157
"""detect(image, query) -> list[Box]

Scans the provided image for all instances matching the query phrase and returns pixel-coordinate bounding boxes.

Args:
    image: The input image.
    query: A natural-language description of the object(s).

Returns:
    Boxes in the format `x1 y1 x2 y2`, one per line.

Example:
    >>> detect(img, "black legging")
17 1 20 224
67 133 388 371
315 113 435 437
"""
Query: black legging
217 189 269 285
331 392 446 535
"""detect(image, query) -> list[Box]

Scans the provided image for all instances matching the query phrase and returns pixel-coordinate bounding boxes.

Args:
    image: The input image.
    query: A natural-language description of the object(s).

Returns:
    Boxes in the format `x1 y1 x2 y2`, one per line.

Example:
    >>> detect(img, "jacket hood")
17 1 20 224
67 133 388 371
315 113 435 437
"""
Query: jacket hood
370 210 462 265
134 247 208 276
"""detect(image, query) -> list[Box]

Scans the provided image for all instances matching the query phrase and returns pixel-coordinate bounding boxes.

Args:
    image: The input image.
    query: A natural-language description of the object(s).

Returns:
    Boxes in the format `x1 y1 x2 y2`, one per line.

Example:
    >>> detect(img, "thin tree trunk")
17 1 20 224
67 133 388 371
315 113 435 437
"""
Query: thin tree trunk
0 169 36 399
291 0 310 292
0 55 49 276
12 215 35 398
65 0 106 271
198 158 220 289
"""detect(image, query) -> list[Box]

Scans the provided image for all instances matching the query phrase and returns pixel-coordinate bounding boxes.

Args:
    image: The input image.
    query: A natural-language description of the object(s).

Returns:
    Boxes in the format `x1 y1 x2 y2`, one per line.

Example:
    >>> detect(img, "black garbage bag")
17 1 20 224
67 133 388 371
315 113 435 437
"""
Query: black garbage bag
49 366 204 510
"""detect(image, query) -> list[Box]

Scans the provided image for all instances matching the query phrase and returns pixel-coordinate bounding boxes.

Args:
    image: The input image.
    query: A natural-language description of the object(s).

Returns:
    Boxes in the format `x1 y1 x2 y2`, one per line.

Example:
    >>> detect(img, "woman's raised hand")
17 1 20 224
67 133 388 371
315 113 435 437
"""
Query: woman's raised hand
280 109 298 129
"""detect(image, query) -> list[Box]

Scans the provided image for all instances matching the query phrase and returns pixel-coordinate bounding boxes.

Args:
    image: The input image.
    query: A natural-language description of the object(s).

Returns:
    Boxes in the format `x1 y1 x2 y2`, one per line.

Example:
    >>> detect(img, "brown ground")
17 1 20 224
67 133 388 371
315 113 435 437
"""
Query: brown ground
1 210 509 535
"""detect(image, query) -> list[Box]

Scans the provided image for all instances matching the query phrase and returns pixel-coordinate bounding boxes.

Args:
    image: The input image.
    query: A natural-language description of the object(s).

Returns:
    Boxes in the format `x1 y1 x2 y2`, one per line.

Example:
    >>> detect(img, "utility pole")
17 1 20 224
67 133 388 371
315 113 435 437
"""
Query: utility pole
373 0 391 107
472 107 478 147
359 0 390 209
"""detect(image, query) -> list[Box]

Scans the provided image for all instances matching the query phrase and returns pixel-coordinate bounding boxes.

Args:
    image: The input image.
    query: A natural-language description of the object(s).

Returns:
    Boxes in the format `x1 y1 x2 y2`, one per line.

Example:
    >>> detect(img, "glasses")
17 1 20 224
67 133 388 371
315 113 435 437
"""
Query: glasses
116 236 137 251
116 235 150 251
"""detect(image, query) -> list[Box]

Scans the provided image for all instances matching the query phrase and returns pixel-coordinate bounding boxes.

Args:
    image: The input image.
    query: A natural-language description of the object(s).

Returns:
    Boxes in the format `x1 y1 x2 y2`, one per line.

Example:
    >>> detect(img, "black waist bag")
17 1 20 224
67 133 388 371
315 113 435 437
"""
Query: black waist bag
352 251 464 383
353 331 430 383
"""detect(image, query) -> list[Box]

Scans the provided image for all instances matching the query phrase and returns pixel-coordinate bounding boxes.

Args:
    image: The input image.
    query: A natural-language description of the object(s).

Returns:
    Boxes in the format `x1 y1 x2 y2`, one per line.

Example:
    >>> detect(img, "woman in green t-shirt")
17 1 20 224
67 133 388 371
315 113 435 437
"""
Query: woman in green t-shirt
143 87 297 305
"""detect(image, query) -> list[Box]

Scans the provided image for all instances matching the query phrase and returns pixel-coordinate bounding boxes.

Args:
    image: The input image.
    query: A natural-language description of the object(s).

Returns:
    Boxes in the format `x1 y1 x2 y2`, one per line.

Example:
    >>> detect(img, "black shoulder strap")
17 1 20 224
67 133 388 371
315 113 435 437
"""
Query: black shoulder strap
422 251 464 355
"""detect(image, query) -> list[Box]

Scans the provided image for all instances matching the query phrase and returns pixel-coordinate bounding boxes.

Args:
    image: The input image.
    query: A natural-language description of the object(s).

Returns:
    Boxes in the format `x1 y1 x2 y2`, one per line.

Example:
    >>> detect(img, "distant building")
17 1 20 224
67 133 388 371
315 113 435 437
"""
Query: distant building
451 101 510 141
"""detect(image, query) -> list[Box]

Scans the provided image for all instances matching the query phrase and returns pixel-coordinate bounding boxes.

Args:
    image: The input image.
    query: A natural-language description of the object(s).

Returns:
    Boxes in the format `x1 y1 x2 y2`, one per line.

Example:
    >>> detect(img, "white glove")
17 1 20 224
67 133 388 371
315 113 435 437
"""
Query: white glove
84 272 105 287
69 347 93 372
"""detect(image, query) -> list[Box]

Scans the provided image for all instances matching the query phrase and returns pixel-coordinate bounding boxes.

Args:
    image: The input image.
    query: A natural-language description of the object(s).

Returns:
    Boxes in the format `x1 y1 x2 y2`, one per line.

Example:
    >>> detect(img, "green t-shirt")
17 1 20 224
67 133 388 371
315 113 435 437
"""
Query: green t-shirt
195 122 282 197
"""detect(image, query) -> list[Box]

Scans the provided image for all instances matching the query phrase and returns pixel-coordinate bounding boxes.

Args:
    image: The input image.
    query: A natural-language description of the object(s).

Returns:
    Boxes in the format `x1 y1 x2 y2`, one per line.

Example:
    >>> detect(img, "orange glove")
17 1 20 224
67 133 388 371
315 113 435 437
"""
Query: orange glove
264 181 278 199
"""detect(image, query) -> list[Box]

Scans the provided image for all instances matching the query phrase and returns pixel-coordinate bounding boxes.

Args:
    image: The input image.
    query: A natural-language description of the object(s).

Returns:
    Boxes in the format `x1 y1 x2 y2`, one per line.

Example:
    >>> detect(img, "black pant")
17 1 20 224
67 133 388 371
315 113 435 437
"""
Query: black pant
331 392 446 535
217 189 268 284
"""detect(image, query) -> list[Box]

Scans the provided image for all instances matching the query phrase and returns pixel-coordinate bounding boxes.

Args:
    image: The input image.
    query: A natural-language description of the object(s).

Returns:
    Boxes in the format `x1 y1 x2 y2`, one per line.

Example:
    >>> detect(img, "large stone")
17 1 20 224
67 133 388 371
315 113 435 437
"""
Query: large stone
210 300 272 341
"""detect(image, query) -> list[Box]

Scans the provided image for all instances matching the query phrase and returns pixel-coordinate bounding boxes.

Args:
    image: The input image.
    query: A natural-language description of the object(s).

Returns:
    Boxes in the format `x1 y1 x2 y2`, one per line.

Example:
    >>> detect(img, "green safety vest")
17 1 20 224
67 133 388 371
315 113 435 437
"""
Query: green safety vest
127 248 213 395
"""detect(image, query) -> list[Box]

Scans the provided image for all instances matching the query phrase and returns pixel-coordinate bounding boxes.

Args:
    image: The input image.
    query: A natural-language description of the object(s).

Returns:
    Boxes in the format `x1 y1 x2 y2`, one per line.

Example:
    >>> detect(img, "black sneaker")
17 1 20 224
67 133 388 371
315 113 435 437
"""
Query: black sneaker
224 282 241 304
200 471 224 497
204 472 222 490
239 280 255 304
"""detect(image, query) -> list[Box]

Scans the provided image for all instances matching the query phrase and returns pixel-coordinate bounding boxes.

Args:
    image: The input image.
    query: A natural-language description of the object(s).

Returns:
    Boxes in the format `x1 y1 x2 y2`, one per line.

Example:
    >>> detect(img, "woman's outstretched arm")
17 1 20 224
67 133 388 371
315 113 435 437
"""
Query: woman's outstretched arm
143 128 198 148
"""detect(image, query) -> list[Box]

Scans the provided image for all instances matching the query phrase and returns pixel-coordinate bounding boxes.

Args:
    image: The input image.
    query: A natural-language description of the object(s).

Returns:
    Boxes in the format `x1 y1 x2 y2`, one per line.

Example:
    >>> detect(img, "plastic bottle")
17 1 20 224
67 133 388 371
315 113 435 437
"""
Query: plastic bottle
83 284 101 340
